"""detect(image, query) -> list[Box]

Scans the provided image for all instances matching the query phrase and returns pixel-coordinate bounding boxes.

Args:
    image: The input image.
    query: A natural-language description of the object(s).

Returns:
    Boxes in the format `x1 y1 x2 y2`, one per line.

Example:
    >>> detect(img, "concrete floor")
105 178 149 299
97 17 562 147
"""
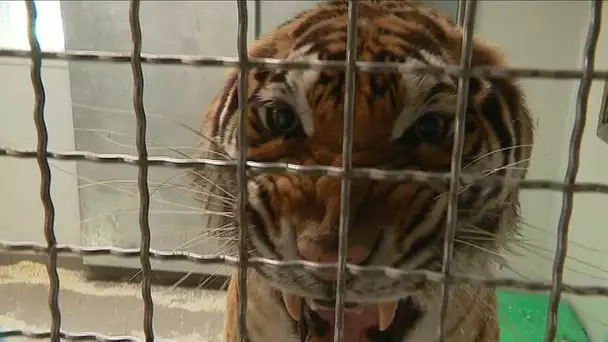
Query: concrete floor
0 261 227 341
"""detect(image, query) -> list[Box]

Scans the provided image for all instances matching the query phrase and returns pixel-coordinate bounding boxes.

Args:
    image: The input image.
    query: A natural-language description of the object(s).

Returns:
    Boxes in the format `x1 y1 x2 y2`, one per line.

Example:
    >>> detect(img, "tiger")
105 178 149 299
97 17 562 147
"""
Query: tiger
194 0 534 341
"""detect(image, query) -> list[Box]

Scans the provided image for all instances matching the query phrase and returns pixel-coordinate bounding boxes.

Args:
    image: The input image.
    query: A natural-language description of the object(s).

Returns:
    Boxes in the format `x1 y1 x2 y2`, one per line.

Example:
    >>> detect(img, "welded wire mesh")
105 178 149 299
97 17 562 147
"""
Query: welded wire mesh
0 0 607 341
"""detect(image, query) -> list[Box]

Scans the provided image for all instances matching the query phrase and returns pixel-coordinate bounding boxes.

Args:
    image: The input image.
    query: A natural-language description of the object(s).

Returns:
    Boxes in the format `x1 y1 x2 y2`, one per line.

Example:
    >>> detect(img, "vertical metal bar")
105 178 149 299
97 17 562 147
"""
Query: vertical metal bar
333 1 358 342
24 1 61 341
128 0 155 340
254 0 262 39
456 0 467 27
437 1 477 341
236 1 250 341
544 1 602 341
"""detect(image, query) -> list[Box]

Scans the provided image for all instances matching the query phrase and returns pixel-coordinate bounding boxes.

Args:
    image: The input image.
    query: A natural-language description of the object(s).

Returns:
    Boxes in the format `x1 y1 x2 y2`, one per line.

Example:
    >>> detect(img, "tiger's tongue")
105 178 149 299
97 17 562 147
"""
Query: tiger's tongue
283 294 398 342
314 306 377 342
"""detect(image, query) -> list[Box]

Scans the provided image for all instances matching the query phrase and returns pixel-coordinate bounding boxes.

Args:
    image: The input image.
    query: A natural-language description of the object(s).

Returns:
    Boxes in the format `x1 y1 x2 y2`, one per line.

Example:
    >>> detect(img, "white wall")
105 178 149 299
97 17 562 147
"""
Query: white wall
0 1 81 247
0 58 82 247
475 0 586 278
476 1 608 340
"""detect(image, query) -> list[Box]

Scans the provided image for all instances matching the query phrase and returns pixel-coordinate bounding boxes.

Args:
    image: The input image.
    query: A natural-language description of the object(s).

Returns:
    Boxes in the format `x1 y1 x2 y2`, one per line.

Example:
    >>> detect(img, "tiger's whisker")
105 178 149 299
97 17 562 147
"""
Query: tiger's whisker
462 144 534 170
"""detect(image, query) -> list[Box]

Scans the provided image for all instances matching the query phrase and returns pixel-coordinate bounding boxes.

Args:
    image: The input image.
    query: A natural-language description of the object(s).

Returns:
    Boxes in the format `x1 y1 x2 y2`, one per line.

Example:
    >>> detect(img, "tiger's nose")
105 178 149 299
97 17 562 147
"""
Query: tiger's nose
298 239 371 281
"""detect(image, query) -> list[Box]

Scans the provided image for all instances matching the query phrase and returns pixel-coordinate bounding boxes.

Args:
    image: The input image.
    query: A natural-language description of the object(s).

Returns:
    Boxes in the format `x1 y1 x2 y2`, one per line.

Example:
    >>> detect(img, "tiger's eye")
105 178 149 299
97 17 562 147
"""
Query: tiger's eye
414 114 446 143
267 107 300 137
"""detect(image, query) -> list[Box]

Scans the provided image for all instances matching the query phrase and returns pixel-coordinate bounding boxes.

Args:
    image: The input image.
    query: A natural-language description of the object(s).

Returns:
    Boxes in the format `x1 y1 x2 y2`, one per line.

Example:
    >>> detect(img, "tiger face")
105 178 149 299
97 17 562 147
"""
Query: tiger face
199 0 534 340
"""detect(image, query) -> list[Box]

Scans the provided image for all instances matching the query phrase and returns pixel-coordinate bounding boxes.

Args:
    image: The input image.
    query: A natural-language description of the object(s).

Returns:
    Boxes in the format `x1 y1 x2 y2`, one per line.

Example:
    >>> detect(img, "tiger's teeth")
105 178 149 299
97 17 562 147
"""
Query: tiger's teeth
282 293 302 321
377 301 398 331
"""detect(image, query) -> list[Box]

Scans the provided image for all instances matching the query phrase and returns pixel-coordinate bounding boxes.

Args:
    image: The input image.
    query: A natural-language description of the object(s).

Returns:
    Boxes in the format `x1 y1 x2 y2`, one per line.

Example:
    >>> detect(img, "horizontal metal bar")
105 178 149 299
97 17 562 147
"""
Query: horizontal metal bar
0 329 142 342
1 146 608 193
2 48 608 80
1 240 607 297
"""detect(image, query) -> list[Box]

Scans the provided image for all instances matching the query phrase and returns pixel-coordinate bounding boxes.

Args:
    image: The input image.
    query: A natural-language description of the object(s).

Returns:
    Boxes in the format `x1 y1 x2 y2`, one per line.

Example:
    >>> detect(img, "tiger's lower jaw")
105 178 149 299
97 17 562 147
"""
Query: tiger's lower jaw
282 293 422 342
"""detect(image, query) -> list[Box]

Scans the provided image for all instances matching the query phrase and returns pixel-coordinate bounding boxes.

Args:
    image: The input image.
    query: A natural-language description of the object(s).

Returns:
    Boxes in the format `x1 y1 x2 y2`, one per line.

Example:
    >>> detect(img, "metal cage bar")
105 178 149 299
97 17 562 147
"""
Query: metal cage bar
128 0 155 340
5 48 608 80
253 0 262 39
235 1 251 341
24 1 61 341
1 0 608 341
332 1 359 341
437 1 478 340
0 240 606 294
544 1 603 341
4 146 608 192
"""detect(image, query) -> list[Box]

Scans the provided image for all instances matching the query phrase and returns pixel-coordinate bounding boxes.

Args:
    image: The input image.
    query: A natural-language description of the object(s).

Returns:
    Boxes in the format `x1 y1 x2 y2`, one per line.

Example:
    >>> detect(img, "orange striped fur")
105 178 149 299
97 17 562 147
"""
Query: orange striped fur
195 1 534 341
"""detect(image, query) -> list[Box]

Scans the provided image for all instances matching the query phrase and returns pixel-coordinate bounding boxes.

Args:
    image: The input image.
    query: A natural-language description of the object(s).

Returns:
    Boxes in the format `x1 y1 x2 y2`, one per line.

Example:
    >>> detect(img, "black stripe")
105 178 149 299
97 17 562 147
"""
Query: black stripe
373 27 430 62
257 182 277 227
268 71 287 84
480 87 512 170
479 208 501 236
248 207 279 258
415 253 439 271
466 134 483 158
423 82 455 106
292 7 348 49
404 214 445 263
391 7 450 45
399 213 446 264
461 184 481 212
396 186 429 240
396 189 443 263
491 78 525 162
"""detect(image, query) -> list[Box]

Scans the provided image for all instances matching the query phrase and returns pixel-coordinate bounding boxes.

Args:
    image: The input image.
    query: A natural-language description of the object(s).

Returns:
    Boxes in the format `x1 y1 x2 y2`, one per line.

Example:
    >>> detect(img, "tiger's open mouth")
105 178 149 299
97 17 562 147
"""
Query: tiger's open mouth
283 294 422 342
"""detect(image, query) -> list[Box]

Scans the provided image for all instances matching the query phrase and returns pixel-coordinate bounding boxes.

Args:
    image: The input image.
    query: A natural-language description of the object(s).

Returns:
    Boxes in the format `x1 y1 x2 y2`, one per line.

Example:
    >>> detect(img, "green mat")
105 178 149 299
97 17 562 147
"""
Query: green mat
497 290 589 342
